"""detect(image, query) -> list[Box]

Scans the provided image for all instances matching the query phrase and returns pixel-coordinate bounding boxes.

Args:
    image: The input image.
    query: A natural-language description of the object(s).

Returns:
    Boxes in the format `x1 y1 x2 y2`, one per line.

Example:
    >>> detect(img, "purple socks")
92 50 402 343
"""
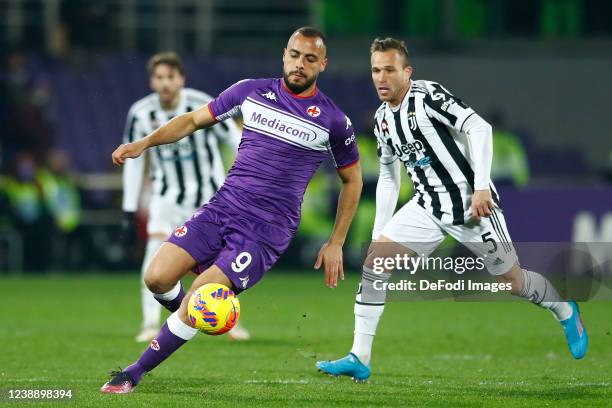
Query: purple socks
124 323 188 384
153 283 186 312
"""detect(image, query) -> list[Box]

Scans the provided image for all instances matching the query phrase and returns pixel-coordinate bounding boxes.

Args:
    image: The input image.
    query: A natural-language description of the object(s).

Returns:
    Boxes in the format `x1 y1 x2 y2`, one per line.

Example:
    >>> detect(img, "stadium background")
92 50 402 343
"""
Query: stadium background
1 0 611 272
1 1 611 406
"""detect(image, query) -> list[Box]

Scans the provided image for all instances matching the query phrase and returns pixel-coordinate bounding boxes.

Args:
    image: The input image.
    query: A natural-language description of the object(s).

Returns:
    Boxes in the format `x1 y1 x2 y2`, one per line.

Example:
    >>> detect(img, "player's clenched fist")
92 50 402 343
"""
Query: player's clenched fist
112 141 146 166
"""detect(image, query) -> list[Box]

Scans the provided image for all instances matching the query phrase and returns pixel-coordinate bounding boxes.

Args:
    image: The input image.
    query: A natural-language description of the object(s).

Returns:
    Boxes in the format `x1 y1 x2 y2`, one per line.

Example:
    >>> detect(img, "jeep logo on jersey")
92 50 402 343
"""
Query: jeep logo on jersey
307 105 320 117
250 111 317 142
388 139 425 158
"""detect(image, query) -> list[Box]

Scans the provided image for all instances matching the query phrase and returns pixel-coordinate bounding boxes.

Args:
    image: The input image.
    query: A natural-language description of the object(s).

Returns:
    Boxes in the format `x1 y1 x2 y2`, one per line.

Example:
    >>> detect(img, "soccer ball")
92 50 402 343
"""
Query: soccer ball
187 283 240 335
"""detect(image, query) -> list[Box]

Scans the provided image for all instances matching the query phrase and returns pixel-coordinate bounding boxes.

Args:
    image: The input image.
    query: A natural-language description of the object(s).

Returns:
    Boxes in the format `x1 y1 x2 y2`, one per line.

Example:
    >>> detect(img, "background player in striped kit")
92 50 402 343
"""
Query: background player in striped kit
316 37 588 381
122 52 250 342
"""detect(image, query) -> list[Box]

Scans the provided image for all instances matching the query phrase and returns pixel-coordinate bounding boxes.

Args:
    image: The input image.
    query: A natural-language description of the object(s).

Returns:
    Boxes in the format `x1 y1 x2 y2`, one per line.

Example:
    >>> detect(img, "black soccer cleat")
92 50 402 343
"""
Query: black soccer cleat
100 370 137 394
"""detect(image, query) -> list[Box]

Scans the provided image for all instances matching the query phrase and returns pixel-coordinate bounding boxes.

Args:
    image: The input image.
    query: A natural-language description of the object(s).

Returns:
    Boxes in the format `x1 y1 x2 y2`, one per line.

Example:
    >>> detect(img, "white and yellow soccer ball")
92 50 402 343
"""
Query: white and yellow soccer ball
187 283 240 335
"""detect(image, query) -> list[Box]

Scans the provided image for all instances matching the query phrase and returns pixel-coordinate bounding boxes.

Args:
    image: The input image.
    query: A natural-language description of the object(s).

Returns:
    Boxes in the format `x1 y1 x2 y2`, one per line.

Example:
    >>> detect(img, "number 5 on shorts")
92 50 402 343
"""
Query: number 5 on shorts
232 252 252 273
481 232 498 254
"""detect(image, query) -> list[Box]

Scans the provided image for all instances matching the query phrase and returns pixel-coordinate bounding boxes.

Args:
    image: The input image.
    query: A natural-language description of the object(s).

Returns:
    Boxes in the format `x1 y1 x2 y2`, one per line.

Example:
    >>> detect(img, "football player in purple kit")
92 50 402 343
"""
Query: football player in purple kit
101 27 362 394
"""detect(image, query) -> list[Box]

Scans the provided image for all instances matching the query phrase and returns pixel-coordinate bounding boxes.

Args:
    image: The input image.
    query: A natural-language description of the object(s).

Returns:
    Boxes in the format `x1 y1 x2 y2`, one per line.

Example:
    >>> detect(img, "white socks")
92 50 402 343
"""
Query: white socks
167 311 198 340
153 281 182 301
141 238 163 329
350 267 573 366
350 267 390 366
351 303 384 366
520 268 572 321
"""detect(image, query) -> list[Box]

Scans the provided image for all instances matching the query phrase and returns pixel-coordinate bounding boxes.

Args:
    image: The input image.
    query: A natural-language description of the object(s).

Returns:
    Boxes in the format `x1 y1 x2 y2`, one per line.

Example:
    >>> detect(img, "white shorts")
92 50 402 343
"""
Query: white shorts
380 198 518 275
147 196 197 236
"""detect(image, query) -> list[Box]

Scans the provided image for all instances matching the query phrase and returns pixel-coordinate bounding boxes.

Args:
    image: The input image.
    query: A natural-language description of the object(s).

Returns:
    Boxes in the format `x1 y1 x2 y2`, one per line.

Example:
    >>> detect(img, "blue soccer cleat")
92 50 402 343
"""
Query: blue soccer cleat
316 353 371 382
560 301 588 359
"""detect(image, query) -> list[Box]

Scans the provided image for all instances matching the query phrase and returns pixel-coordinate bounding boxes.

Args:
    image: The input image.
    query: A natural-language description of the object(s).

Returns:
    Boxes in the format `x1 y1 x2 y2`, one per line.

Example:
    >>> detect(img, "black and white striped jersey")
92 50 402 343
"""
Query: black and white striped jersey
122 88 241 212
373 79 500 226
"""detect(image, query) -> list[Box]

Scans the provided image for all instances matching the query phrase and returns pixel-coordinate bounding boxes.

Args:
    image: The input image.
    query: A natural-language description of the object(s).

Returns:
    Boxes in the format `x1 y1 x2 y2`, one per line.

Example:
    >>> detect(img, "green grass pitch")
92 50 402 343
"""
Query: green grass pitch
1 272 611 407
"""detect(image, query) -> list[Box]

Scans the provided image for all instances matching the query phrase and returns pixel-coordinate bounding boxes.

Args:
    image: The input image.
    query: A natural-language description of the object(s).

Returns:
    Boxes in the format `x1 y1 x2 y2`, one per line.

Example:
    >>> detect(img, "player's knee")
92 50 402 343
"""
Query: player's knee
496 262 523 294
365 242 390 270
144 260 175 294
364 238 414 273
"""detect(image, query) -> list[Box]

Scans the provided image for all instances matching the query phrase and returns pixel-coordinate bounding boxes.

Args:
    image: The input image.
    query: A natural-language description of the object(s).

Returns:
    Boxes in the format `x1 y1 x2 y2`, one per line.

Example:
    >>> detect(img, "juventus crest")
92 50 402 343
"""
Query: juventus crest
407 111 417 131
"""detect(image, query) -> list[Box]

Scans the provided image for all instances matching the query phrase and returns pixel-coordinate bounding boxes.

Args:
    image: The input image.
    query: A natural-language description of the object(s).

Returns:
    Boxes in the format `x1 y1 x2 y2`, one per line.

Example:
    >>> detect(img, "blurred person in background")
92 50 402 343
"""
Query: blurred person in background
121 52 250 342
488 110 530 188
2 49 55 164
0 151 53 270
37 149 82 269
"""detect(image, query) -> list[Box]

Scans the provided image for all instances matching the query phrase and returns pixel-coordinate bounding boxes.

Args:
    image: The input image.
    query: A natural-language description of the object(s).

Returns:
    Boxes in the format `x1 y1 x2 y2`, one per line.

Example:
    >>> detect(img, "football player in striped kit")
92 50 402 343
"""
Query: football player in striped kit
316 37 588 381
123 52 250 342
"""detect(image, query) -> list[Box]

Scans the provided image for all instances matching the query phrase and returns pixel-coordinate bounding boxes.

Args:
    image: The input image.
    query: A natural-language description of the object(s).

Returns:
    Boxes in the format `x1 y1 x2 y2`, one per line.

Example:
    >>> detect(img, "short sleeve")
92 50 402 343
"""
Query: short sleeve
423 82 476 133
209 79 260 122
328 113 359 169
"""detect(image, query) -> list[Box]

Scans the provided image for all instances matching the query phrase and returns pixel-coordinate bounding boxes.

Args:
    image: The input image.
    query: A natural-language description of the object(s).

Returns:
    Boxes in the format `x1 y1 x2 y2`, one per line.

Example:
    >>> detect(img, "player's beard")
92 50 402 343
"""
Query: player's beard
283 70 317 94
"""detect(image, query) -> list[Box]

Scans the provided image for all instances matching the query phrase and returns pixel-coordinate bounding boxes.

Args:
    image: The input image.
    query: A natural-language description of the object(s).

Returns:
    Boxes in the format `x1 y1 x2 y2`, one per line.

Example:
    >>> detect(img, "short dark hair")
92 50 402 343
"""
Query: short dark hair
292 26 327 48
147 52 185 76
370 37 410 66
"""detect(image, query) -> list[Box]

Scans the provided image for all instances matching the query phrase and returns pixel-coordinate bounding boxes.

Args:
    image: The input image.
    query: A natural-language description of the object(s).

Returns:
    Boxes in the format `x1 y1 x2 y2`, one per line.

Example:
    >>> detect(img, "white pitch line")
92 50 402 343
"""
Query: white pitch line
245 379 337 385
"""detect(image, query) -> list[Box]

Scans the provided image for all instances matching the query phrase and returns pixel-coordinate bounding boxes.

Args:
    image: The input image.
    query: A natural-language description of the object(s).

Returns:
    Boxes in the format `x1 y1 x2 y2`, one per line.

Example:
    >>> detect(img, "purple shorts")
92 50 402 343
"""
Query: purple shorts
167 197 294 293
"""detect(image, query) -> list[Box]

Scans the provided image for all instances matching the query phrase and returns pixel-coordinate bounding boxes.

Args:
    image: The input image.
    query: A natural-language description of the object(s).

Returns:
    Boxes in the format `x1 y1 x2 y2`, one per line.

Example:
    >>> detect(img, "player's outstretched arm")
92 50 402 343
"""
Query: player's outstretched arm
112 103 217 166
315 161 363 288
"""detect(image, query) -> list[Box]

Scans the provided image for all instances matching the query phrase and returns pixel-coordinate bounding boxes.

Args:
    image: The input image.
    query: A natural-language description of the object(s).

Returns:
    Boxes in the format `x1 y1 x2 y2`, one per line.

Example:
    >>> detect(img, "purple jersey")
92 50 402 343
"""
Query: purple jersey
207 78 359 231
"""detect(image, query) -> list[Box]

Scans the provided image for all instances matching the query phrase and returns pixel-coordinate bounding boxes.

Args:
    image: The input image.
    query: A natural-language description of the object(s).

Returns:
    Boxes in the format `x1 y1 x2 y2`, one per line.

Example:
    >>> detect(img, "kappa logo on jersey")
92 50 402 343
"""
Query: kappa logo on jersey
262 91 277 101
239 276 250 288
174 225 188 237
345 115 352 130
150 339 160 351
307 105 320 117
